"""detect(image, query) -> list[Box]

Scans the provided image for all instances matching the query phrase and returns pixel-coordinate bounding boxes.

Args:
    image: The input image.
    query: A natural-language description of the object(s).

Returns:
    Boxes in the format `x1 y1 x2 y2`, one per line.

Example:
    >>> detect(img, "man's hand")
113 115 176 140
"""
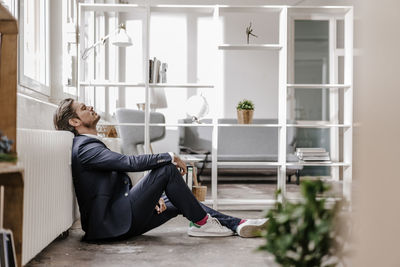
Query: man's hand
155 198 167 214
173 155 187 176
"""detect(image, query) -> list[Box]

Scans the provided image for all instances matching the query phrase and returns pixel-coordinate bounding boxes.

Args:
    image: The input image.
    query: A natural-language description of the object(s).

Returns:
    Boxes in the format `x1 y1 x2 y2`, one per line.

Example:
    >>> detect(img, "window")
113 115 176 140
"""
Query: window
2 0 17 17
19 0 50 95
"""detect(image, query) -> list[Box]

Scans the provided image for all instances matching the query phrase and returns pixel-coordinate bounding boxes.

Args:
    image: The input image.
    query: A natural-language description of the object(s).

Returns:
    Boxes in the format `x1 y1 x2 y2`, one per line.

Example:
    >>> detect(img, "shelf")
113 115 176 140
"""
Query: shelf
218 44 282 50
79 81 214 88
287 123 351 128
99 122 351 128
287 84 351 89
203 199 277 206
151 5 215 13
149 83 214 88
80 3 145 13
98 123 215 127
218 162 281 166
218 123 281 127
286 162 351 167
78 3 353 208
79 81 145 87
284 197 343 204
289 6 353 15
218 5 284 13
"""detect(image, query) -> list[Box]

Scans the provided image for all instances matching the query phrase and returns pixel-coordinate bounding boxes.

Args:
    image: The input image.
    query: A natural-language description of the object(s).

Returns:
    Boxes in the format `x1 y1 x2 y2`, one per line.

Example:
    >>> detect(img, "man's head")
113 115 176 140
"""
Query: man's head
54 98 100 136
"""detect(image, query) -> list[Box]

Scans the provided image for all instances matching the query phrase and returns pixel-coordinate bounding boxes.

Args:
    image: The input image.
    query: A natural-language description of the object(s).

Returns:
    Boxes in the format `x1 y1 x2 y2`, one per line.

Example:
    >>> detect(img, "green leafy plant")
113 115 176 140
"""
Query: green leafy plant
260 180 349 267
236 99 255 110
0 131 17 163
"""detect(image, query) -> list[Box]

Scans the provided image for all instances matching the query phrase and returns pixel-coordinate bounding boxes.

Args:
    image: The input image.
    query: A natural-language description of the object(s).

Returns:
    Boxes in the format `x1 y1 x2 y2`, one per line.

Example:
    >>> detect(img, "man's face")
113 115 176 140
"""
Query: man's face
71 101 101 129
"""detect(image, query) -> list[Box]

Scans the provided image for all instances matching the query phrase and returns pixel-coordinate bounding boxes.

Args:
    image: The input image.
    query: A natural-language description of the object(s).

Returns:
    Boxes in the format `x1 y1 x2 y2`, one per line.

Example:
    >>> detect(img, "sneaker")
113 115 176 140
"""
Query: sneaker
236 218 269 238
188 214 234 237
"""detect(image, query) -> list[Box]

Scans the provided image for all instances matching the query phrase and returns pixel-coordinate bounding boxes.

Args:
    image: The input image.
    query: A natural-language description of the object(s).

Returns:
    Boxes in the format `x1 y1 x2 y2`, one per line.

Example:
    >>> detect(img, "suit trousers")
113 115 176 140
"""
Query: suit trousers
121 164 241 238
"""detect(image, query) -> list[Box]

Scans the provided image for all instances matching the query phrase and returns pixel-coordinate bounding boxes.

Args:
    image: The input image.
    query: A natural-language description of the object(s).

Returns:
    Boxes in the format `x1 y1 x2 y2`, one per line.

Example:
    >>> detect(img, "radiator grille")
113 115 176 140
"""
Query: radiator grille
17 129 76 265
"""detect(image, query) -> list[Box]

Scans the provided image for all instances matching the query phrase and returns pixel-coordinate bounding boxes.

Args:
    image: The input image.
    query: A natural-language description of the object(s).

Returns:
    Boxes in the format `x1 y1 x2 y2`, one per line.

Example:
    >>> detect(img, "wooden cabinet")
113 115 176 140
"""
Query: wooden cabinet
0 4 18 153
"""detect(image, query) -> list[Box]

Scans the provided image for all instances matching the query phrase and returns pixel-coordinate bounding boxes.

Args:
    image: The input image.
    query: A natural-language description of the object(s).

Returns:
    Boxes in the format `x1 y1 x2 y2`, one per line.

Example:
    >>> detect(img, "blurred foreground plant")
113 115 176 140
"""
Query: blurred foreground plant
0 131 17 163
260 180 350 267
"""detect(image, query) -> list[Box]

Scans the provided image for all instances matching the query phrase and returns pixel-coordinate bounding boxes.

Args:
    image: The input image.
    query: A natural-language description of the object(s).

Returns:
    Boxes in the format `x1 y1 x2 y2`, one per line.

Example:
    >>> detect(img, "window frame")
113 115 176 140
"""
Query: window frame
18 0 51 96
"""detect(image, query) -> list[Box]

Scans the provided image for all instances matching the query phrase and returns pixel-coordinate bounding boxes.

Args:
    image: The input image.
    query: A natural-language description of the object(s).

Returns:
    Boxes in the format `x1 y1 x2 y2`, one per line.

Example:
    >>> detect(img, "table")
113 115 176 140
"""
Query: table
0 163 24 267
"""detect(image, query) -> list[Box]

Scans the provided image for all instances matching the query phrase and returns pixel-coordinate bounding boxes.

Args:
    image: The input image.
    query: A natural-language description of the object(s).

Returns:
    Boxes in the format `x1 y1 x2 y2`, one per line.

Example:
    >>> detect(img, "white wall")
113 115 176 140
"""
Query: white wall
221 10 280 118
349 0 400 266
17 93 57 130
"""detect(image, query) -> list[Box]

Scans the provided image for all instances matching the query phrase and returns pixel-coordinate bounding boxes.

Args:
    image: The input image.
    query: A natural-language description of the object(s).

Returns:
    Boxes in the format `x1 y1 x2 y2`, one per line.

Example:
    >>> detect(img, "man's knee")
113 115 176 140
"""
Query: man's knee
154 164 180 179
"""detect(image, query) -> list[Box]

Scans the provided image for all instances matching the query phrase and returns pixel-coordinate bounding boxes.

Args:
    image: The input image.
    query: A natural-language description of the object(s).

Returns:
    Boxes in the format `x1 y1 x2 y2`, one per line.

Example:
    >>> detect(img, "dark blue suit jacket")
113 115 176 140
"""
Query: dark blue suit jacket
71 135 172 241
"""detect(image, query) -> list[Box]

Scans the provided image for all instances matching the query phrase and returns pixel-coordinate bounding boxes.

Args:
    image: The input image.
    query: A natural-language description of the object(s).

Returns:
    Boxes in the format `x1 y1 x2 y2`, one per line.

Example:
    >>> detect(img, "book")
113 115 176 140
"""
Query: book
299 160 332 163
296 151 329 157
298 156 331 161
149 59 154 83
160 63 167 83
295 147 331 162
153 57 161 84
296 147 326 153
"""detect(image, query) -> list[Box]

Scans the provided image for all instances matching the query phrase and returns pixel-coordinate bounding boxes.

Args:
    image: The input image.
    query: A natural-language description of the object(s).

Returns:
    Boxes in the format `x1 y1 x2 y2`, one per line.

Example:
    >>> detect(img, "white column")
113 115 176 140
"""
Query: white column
211 5 220 209
278 7 288 199
144 4 150 154
329 17 340 181
77 4 84 101
343 8 353 202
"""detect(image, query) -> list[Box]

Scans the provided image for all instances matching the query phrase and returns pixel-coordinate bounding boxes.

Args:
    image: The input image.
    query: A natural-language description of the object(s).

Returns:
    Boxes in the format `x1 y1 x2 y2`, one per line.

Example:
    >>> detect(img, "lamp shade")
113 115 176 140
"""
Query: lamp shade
185 94 209 123
112 28 132 47
150 87 168 110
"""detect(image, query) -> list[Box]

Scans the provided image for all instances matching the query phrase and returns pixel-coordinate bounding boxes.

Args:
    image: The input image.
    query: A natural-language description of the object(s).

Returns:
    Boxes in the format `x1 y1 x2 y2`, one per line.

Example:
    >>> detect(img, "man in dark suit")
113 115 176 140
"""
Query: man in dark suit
54 98 267 241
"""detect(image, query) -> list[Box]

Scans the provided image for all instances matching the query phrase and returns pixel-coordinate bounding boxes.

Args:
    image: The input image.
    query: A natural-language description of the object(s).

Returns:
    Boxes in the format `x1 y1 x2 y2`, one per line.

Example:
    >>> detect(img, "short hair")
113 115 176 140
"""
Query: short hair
53 98 78 136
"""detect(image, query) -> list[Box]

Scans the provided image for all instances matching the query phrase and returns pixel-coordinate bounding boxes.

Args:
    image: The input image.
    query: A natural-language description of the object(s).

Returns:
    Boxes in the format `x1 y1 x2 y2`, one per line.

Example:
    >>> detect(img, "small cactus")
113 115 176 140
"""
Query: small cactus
236 99 255 110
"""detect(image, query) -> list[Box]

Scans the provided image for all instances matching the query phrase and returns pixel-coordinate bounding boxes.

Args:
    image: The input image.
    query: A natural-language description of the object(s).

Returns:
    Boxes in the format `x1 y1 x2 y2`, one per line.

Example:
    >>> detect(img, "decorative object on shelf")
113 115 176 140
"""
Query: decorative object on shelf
160 63 168 83
149 57 167 84
236 99 255 124
150 87 168 110
0 131 17 163
296 147 331 163
137 86 168 112
185 94 209 123
260 180 349 266
97 125 118 138
81 23 132 60
246 22 258 44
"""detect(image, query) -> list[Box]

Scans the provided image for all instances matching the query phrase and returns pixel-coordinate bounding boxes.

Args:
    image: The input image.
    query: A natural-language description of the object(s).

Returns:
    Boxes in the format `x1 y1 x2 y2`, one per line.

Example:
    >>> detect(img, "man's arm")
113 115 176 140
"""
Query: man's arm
78 140 172 172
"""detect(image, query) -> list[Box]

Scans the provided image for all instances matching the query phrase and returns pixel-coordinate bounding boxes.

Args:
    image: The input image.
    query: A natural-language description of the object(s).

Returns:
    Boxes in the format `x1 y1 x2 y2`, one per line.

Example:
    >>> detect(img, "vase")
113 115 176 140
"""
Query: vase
237 109 254 124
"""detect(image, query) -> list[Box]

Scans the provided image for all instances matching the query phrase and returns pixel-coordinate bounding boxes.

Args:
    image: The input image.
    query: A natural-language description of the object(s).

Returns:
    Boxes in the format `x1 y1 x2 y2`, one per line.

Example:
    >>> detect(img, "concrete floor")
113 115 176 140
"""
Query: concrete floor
26 178 343 266
26 211 277 267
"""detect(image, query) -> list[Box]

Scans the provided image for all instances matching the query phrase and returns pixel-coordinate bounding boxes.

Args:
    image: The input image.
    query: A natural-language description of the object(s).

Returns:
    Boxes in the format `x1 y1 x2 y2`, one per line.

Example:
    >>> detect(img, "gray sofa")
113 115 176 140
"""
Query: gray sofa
179 118 303 184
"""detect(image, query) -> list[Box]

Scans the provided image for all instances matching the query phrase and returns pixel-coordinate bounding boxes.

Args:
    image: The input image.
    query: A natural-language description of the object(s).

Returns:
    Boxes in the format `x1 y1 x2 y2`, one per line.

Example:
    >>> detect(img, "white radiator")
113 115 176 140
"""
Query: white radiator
17 129 77 265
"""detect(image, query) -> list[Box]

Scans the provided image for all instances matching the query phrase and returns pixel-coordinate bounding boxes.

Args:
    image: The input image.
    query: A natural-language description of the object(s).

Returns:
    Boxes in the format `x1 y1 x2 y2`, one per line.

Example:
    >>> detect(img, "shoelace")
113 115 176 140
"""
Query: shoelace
209 217 225 230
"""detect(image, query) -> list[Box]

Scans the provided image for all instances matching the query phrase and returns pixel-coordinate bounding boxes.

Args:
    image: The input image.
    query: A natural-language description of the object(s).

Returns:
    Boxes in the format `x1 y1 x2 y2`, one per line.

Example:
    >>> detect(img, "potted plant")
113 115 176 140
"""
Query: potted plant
0 131 17 164
236 99 255 124
260 180 349 266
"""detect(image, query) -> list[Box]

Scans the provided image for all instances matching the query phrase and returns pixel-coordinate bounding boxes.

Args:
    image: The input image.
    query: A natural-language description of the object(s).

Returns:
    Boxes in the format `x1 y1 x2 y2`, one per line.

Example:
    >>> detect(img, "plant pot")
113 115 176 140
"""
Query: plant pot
237 109 254 124
192 186 207 201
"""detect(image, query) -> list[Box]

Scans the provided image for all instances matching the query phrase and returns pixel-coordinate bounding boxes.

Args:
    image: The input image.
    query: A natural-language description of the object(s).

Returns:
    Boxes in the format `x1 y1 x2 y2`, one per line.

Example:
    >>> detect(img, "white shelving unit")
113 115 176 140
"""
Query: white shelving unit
77 3 353 209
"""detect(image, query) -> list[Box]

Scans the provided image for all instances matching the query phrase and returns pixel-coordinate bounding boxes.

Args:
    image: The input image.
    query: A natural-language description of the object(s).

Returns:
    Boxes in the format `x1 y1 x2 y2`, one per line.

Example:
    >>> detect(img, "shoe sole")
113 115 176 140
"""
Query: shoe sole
238 221 268 238
188 231 234 237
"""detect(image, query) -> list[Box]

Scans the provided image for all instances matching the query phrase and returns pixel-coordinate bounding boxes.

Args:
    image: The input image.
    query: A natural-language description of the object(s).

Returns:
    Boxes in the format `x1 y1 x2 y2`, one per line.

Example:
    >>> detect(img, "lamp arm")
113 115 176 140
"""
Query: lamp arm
81 27 119 60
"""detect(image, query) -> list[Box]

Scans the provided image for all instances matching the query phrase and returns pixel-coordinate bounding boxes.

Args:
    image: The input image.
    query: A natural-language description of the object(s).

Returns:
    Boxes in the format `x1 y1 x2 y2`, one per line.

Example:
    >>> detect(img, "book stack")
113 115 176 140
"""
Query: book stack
149 57 167 84
296 148 331 163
